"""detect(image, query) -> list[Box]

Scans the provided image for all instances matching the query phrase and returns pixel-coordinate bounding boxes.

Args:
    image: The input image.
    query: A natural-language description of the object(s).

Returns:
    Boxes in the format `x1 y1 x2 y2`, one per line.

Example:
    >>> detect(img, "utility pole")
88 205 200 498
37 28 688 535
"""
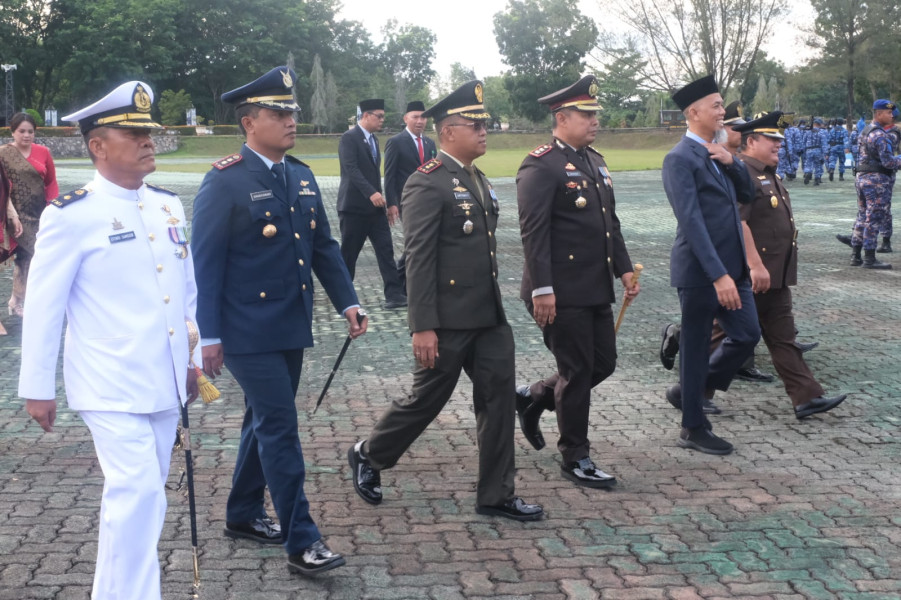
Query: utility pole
1 64 17 125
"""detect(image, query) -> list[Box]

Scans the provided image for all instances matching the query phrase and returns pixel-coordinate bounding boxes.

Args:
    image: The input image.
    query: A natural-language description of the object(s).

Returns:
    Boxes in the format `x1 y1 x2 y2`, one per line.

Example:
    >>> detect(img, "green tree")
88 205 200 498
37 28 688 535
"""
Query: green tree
158 89 192 125
493 0 598 122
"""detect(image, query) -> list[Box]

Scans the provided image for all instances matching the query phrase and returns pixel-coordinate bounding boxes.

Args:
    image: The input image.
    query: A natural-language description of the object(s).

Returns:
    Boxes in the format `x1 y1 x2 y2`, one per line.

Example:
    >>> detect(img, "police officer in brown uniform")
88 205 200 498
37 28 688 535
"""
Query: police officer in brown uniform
731 112 846 419
513 75 639 488
348 81 543 521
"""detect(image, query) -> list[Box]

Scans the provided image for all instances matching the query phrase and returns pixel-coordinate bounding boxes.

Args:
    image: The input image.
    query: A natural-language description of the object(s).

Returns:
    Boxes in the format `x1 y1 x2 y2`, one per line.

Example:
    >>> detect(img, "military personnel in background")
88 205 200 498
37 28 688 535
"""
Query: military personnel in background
850 126 860 171
841 99 901 269
789 119 807 180
776 113 795 180
732 112 847 418
803 118 829 185
513 75 639 488
826 118 851 181
348 81 544 522
877 109 900 253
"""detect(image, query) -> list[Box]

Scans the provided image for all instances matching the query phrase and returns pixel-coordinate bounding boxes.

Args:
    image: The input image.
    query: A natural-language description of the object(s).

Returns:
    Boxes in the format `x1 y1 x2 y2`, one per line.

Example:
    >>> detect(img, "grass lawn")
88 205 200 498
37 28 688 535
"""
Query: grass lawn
153 129 684 176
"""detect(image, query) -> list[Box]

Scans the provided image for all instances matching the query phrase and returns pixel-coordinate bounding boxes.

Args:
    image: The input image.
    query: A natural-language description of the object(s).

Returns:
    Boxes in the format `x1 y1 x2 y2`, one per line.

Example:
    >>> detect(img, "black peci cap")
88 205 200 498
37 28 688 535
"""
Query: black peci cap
671 75 720 111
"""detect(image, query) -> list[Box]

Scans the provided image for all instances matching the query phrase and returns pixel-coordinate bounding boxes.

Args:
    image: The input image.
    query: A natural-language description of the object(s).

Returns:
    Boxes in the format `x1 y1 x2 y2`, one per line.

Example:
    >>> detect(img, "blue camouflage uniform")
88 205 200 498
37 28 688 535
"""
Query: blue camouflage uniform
785 125 802 177
879 125 900 241
802 121 829 183
777 126 793 178
852 122 901 249
826 122 850 178
850 128 859 169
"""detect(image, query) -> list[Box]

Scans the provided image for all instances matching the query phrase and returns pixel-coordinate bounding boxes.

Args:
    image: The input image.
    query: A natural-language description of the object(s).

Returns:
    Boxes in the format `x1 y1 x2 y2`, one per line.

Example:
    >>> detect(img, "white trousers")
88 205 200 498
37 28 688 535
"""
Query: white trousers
80 406 180 600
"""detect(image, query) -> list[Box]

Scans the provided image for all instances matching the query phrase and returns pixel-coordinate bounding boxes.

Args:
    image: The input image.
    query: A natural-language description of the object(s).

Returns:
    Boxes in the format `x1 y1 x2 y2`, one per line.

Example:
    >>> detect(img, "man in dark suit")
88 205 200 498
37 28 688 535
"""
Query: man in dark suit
662 75 760 455
191 66 367 576
384 100 437 289
512 75 639 488
337 98 407 308
347 81 543 522
730 111 846 418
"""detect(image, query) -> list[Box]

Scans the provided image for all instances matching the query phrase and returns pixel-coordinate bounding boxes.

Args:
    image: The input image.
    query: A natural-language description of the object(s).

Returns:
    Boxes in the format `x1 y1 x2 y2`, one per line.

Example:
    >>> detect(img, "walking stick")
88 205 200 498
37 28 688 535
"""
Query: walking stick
313 310 367 414
614 264 643 333
183 322 202 591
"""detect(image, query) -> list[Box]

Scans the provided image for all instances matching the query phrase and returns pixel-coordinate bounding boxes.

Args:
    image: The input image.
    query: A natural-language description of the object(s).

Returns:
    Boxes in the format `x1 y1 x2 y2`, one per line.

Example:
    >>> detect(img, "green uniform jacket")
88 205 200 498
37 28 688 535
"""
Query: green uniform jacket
401 151 505 332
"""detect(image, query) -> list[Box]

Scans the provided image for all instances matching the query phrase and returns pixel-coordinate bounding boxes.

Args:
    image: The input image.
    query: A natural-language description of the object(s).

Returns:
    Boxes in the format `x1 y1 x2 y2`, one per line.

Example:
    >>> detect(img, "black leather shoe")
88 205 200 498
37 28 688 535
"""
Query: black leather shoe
515 385 546 450
287 539 345 575
665 385 719 414
561 457 617 488
795 394 847 419
836 233 852 247
877 238 892 253
735 367 775 383
475 497 544 521
678 427 733 455
348 441 382 504
794 340 819 353
384 297 408 309
224 516 282 544
659 323 680 370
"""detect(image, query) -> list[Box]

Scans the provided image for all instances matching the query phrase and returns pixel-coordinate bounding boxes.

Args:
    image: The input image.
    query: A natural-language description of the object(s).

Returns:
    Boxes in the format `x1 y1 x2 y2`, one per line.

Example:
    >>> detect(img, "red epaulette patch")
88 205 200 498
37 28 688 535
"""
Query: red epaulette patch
418 158 441 173
530 144 553 158
212 153 243 170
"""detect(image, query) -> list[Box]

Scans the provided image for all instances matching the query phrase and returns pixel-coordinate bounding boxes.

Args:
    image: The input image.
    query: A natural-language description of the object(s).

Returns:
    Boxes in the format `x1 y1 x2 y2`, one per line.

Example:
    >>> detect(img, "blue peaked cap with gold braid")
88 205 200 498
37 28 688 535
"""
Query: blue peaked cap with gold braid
222 66 301 112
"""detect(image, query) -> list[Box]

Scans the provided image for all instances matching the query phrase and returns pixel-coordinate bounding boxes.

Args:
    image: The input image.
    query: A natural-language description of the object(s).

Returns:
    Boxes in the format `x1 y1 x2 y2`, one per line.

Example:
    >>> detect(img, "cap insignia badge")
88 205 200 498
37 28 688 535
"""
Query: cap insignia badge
281 69 294 87
134 85 152 113
474 84 483 103
588 82 599 97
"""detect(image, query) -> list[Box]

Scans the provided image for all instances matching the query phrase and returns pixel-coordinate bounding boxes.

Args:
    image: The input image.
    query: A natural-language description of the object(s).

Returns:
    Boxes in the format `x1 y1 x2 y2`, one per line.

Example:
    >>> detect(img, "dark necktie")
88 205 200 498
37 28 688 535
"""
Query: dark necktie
416 136 425 164
576 147 588 163
463 165 483 203
368 135 378 163
271 162 286 195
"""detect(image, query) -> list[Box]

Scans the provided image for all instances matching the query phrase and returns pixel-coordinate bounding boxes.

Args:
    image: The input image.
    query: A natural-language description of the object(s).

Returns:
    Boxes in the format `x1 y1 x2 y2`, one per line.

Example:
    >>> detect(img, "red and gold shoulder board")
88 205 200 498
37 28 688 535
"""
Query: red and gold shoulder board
530 144 553 158
212 153 243 170
418 158 442 173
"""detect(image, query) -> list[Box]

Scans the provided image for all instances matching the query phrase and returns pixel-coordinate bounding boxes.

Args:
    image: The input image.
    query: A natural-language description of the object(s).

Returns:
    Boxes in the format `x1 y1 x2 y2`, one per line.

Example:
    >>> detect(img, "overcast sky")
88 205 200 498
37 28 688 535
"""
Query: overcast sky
337 0 817 82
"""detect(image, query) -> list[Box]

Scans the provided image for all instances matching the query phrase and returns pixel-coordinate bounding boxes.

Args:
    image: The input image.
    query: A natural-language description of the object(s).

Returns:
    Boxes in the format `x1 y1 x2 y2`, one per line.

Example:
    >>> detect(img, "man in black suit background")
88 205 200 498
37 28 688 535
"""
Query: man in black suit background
337 99 407 309
384 101 437 289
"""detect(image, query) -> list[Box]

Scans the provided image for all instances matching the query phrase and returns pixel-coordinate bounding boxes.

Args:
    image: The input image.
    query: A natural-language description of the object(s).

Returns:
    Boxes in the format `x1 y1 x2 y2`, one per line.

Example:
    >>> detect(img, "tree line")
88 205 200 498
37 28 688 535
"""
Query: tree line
2 0 900 131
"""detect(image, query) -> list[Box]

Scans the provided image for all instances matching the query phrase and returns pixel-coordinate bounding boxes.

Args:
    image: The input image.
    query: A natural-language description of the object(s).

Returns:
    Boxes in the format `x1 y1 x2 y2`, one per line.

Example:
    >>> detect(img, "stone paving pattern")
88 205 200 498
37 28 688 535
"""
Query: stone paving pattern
1 162 899 599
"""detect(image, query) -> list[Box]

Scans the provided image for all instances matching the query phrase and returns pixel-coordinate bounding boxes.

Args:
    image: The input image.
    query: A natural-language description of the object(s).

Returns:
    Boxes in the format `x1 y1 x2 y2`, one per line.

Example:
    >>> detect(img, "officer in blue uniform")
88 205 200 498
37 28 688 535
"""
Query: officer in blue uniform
803 118 829 185
843 99 901 269
192 66 367 576
826 118 850 181
788 119 805 180
776 113 795 180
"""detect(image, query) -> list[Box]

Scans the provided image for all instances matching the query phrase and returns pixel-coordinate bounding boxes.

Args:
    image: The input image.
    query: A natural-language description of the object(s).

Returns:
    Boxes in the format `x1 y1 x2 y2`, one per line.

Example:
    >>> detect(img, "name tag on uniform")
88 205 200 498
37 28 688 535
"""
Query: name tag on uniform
109 231 136 244
454 191 472 200
566 171 582 177
761 180 772 186
250 190 274 202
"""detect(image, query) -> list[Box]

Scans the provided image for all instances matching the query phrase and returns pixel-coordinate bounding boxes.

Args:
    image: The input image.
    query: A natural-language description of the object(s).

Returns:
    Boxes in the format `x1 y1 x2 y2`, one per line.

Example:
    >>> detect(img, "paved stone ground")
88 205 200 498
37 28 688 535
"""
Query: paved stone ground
1 163 900 600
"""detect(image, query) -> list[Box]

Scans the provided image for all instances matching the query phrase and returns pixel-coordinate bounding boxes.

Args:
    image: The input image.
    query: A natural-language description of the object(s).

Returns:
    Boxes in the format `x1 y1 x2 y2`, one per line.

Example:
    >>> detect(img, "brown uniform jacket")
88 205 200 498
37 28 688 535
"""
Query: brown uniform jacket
517 139 632 306
402 151 505 332
738 154 798 289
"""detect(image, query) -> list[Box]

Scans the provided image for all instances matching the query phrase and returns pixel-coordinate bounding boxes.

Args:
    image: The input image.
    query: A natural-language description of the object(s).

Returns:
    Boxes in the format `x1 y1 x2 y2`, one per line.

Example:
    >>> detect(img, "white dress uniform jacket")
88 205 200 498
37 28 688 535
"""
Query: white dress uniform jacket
18 172 200 411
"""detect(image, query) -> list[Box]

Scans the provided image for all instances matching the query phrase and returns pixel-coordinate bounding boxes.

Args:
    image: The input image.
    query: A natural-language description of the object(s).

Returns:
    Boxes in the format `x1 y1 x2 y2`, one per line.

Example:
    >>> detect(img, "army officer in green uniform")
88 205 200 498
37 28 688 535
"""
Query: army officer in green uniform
348 81 543 522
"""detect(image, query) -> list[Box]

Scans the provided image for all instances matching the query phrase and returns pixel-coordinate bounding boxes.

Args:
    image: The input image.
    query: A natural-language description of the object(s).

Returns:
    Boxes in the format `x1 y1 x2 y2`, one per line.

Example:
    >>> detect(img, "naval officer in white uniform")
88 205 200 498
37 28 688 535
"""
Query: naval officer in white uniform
18 81 200 600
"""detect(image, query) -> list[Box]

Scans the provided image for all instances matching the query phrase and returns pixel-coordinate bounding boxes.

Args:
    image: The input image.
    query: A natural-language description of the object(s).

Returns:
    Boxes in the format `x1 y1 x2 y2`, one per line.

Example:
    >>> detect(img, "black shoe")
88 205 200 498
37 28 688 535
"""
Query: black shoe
665 385 682 410
787 173 796 181
678 427 733 455
515 385 546 450
287 539 345 575
839 172 844 181
475 497 544 521
862 249 892 269
224 516 282 544
814 177 822 186
702 398 722 415
794 394 847 419
836 234 853 247
828 171 834 181
794 340 819 353
659 323 680 370
803 172 811 184
735 367 775 383
384 297 408 309
877 238 892 253
561 457 617 489
348 441 382 505
850 246 863 266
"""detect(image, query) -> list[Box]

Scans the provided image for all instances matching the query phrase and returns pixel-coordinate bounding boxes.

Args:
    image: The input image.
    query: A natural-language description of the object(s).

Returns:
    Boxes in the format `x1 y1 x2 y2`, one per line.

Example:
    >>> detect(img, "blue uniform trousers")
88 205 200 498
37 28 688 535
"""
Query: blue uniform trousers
224 349 320 555
853 173 893 249
677 280 760 430
827 147 846 174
